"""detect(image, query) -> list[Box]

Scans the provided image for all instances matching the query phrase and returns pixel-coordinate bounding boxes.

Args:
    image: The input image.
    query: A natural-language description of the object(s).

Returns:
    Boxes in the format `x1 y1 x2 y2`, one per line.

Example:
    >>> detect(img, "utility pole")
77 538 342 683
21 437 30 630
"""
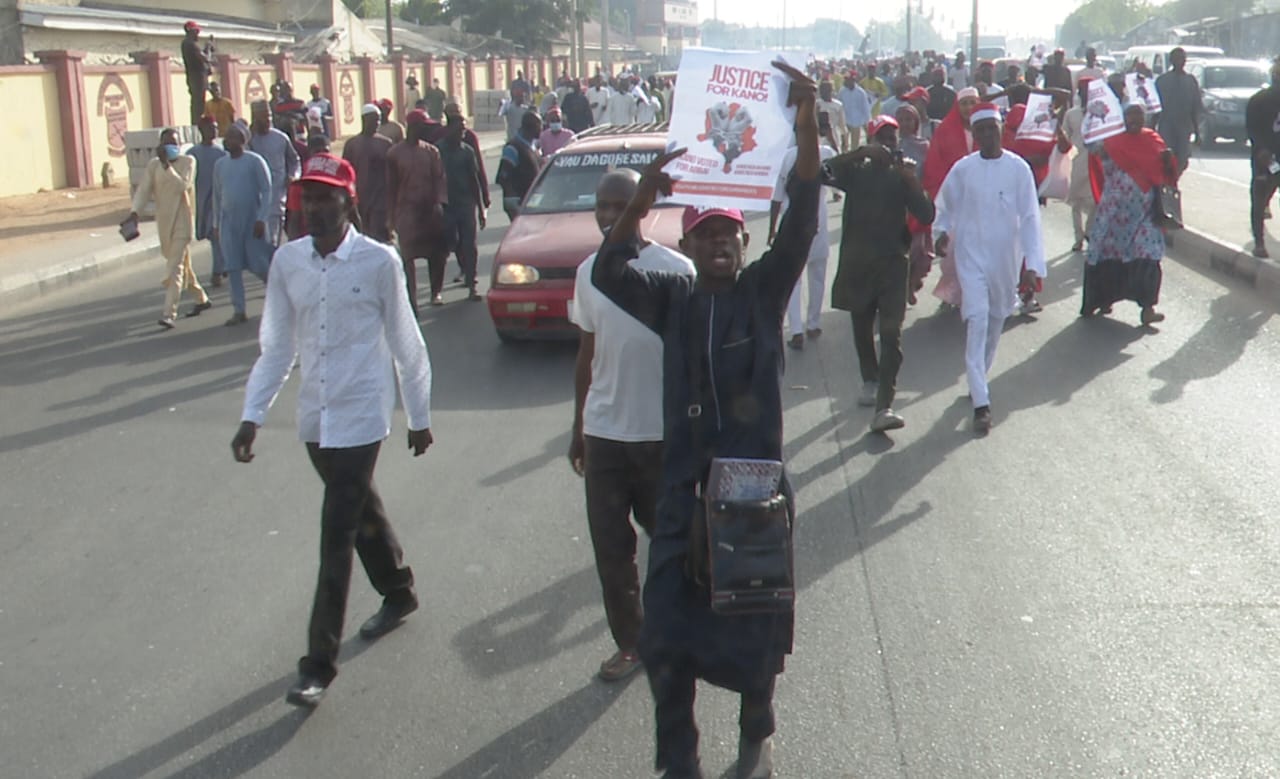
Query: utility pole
601 0 611 78
385 0 394 59
906 0 912 54
970 0 979 75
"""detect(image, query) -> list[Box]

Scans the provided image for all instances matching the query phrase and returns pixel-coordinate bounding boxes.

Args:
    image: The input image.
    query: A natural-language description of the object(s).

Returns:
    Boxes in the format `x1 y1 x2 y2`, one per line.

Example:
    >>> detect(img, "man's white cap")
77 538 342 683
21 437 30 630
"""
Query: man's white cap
361 103 380 116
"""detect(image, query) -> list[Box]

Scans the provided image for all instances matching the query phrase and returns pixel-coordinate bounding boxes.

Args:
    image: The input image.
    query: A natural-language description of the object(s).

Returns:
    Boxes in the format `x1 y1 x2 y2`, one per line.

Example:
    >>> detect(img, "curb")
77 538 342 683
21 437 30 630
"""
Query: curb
1171 226 1280 298
0 237 161 308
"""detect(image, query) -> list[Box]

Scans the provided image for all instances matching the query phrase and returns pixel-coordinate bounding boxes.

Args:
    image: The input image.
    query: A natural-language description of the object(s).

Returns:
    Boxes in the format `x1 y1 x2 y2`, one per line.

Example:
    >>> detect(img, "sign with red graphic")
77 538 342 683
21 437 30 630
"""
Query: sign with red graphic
666 48 796 210
96 74 134 158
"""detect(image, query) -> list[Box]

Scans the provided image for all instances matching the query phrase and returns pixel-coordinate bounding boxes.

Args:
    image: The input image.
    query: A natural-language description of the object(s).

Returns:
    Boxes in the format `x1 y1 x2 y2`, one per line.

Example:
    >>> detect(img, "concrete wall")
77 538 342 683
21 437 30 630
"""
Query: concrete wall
22 28 278 67
334 65 362 138
0 66 65 195
83 68 153 188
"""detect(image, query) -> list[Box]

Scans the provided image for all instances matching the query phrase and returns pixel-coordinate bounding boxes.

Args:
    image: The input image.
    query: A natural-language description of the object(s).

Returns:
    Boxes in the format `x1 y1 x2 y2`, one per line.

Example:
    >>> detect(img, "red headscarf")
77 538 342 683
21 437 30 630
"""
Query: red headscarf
922 102 972 197
1089 126 1175 201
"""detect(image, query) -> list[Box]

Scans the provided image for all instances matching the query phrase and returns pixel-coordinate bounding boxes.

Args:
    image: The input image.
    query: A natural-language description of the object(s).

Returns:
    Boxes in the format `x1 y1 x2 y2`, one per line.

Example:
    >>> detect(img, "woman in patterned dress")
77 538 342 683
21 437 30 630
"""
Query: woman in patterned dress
1083 102 1179 325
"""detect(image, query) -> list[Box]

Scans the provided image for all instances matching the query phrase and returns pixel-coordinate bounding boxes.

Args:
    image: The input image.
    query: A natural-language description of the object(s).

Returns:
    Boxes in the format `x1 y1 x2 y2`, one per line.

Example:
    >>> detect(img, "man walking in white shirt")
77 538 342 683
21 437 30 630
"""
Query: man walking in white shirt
569 169 696 683
231 154 434 708
586 75 612 126
839 73 872 151
607 77 638 125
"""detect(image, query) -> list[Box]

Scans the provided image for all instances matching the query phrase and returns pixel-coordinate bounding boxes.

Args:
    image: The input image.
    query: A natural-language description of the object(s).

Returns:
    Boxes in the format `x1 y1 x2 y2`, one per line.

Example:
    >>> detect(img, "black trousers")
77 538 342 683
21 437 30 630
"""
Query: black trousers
849 260 909 412
300 441 414 684
188 79 207 126
443 204 480 287
649 660 776 774
583 436 661 652
1251 163 1279 247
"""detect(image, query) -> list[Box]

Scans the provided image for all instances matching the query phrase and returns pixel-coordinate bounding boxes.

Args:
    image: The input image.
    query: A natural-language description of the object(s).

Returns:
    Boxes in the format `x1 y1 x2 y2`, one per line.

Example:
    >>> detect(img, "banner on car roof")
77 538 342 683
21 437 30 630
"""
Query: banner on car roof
665 47 798 211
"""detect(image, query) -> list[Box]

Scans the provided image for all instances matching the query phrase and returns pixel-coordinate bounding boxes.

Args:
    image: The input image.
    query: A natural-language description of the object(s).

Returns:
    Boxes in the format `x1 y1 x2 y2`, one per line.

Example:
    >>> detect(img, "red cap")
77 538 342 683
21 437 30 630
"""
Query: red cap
406 108 430 125
868 114 900 136
184 20 201 31
300 153 357 199
681 206 745 236
545 107 562 120
905 86 929 101
377 98 393 110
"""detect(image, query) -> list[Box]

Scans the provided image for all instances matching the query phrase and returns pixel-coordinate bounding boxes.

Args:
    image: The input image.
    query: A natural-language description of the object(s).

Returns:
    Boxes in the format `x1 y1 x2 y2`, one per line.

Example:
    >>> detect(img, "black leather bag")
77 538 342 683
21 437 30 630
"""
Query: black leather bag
1152 185 1183 230
703 494 795 615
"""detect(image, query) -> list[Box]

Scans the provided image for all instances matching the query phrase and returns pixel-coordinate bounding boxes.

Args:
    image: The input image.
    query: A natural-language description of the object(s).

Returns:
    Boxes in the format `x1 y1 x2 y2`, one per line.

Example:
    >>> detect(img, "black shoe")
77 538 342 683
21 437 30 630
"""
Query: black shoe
186 301 213 318
285 675 328 707
736 735 774 778
467 288 483 302
973 405 993 434
358 596 418 640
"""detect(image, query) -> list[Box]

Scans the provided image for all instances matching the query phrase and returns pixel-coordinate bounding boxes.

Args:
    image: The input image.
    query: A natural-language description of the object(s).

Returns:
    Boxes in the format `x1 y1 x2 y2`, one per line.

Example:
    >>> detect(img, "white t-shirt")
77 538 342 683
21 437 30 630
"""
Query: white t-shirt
570 244 696 442
772 144 836 259
606 91 636 125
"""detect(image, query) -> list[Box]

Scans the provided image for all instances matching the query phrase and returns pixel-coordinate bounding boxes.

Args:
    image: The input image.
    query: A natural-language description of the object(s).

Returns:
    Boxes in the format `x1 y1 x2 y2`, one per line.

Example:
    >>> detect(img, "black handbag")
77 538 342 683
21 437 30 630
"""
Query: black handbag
1152 184 1183 230
704 493 795 614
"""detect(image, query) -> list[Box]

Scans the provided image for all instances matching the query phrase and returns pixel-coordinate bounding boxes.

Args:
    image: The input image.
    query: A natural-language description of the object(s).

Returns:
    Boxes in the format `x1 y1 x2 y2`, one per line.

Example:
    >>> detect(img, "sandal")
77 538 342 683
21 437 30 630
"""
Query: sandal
1140 307 1165 325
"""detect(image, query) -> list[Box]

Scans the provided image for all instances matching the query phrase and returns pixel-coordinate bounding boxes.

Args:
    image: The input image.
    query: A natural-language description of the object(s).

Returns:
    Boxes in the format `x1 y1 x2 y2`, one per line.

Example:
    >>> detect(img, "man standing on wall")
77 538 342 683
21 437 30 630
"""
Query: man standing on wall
181 20 212 125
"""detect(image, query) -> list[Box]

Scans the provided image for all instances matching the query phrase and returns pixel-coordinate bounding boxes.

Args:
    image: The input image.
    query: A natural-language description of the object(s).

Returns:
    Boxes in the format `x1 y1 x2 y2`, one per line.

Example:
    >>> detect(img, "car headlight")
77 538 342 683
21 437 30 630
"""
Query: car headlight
1218 99 1237 112
496 263 540 285
1203 96 1219 111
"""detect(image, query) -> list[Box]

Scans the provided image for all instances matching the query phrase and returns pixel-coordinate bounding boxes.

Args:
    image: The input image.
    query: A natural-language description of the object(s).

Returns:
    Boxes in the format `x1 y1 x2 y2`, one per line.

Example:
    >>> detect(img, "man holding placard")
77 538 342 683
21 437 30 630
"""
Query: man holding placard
593 56 820 779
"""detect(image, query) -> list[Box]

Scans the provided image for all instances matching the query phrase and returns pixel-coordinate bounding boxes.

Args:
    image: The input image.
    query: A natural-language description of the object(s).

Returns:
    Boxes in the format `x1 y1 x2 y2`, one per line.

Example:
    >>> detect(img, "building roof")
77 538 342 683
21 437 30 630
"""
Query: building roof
19 3 295 45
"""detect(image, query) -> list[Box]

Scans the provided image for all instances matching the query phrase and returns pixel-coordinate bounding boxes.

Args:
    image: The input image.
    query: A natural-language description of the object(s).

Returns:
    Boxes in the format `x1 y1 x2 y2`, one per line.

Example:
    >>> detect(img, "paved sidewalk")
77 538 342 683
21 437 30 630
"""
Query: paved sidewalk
0 129 509 307
1174 168 1280 296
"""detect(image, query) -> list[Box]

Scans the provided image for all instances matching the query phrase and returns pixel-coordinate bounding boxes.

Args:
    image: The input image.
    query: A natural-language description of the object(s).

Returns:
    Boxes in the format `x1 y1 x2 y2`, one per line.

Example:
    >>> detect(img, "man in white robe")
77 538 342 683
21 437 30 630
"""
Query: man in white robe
933 103 1046 432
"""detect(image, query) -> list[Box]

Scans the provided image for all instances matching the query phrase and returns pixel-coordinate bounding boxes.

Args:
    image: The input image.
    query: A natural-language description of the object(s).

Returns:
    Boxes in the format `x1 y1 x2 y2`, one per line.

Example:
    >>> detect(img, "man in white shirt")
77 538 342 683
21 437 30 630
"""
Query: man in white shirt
949 52 971 90
633 83 658 123
231 153 434 708
933 104 1045 433
586 75 612 126
838 74 872 150
607 77 638 125
769 132 837 351
569 168 696 683
816 81 847 155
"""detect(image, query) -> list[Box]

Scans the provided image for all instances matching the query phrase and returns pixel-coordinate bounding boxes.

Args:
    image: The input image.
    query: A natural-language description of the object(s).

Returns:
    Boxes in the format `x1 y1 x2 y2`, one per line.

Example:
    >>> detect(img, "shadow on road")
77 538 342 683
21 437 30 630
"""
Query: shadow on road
451 566 607 678
432 677 636 779
1148 290 1273 404
83 638 374 779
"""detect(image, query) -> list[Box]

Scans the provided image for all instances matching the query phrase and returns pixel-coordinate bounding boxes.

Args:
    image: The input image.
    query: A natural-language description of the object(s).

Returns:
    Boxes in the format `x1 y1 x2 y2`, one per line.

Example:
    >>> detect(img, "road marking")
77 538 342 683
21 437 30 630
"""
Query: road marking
1188 168 1249 189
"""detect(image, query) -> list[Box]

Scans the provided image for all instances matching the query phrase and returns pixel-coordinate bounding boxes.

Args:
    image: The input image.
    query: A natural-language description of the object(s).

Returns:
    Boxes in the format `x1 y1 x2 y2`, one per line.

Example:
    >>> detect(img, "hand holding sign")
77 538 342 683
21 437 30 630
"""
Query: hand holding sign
636 147 689 212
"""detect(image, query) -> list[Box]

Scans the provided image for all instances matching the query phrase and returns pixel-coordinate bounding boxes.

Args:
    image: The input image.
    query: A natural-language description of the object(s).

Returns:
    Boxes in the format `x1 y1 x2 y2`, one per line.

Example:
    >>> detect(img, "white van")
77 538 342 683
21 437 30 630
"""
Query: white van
1122 45 1225 74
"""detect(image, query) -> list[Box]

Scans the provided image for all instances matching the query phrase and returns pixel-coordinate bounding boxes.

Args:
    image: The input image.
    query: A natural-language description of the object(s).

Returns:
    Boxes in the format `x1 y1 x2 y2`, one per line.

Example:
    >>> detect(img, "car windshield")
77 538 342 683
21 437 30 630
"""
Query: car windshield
1202 65 1268 90
522 148 669 214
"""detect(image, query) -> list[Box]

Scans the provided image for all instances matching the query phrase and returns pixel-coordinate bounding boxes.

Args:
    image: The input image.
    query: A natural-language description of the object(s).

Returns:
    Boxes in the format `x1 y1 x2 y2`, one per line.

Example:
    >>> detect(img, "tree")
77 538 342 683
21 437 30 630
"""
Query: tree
400 0 445 24
444 0 576 53
1058 0 1150 47
342 0 388 17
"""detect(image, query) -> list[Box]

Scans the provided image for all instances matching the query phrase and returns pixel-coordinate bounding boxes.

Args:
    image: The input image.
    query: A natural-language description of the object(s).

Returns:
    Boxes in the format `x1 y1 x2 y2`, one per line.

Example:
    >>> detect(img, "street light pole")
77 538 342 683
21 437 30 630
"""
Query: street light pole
385 0 394 59
970 0 979 75
601 0 611 77
906 0 912 53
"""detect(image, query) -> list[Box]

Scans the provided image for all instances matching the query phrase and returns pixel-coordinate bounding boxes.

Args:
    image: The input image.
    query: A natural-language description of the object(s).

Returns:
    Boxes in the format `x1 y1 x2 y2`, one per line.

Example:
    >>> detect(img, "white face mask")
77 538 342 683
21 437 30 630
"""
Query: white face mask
550 122 563 132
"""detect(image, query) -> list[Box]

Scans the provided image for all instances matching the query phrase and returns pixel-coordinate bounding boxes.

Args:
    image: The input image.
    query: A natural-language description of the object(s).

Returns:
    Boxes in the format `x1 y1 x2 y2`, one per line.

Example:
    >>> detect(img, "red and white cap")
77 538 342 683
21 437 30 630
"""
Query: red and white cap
868 114 900 137
300 153 357 199
969 103 1002 124
681 205 745 236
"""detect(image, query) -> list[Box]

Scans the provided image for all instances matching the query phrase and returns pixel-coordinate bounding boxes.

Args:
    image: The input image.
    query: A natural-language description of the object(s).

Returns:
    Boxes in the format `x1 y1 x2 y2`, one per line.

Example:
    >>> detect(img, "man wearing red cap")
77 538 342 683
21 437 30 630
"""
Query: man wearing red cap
593 60 819 779
933 103 1045 433
376 99 404 144
825 114 934 433
231 150 434 709
387 109 448 312
180 21 212 125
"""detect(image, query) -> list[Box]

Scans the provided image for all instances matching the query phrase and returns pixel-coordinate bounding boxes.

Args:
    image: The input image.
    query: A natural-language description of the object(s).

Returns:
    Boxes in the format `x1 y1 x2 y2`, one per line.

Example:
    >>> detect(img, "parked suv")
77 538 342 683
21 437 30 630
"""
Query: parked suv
487 123 683 342
1188 58 1271 146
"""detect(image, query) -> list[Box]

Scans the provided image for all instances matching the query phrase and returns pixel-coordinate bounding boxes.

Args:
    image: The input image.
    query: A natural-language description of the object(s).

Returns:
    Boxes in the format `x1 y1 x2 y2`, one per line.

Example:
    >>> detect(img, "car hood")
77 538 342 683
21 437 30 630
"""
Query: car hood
1204 87 1258 101
495 208 687 267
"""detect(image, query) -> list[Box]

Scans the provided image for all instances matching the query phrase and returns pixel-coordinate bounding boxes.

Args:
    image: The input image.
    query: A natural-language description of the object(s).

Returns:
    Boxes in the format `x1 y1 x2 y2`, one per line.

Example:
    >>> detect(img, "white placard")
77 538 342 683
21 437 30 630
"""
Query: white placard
1082 78 1125 144
665 48 798 211
1015 93 1058 142
1125 72 1162 114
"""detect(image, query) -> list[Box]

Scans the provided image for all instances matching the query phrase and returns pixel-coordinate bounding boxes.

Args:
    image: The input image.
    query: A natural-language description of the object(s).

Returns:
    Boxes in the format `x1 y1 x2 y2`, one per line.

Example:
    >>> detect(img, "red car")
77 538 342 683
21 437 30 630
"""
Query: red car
487 124 684 342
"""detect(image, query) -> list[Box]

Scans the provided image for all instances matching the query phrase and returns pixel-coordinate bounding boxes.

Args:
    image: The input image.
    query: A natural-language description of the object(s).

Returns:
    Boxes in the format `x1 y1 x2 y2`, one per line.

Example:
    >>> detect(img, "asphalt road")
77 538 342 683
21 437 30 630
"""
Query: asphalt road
1187 143 1251 185
4 174 1280 778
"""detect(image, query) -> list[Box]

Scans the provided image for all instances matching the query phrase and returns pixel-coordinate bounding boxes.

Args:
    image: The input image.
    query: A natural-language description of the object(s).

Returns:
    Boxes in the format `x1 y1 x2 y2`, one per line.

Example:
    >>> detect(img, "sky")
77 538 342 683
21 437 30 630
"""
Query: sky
698 0 1081 42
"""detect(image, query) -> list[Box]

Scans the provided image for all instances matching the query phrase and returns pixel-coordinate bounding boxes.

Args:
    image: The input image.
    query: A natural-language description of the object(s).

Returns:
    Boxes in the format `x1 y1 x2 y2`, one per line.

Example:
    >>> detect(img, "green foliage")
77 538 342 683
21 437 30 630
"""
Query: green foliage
1058 0 1150 47
342 0 388 18
443 0 575 53
400 0 445 24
